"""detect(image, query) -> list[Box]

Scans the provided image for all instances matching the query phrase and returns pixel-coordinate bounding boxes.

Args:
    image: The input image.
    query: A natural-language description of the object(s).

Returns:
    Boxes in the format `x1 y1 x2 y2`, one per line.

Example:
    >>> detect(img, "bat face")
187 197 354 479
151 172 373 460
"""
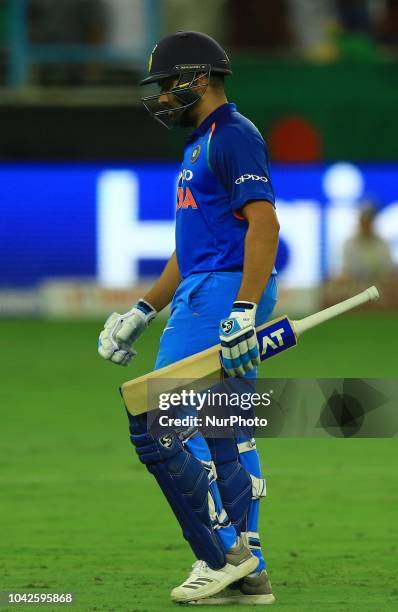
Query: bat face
256 316 297 361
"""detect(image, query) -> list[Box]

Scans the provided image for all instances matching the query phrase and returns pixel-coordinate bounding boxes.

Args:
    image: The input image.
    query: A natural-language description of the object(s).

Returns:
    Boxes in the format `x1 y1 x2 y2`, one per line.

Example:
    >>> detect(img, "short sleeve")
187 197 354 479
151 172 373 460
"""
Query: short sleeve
209 124 275 211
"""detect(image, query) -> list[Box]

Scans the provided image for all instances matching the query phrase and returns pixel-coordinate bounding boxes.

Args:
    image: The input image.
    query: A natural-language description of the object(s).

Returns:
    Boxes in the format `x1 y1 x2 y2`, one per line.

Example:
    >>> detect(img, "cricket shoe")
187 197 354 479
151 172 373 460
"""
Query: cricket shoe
188 569 276 605
170 537 259 603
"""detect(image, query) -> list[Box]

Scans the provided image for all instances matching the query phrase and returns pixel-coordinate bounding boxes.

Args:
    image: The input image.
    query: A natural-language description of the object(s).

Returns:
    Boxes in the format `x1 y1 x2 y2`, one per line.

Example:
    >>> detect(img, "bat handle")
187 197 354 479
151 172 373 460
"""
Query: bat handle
292 285 379 337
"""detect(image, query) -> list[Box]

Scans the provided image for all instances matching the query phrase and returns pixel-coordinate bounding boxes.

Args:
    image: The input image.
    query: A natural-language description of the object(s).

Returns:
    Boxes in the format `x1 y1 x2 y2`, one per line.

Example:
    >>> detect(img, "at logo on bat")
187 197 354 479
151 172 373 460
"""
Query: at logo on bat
257 317 297 362
260 327 285 355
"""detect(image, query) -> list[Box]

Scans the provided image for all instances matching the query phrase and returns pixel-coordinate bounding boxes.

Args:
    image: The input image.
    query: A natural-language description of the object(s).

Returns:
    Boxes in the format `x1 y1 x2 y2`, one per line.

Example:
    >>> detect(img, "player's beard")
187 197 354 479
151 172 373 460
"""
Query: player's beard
176 106 197 128
162 104 196 128
161 96 199 128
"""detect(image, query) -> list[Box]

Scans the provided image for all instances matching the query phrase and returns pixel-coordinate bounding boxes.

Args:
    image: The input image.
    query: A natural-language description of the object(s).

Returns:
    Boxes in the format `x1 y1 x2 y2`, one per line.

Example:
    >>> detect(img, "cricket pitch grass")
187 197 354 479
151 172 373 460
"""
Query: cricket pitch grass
1 315 397 611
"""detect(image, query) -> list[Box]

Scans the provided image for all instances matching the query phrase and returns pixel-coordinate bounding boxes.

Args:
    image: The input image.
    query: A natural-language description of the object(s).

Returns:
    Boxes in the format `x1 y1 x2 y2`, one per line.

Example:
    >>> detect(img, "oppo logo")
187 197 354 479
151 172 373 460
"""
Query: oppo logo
235 174 268 185
179 169 194 182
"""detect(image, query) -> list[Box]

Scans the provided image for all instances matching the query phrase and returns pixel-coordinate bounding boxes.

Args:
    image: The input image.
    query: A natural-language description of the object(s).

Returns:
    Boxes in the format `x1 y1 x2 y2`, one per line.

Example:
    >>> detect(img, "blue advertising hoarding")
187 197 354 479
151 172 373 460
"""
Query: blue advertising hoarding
0 162 397 288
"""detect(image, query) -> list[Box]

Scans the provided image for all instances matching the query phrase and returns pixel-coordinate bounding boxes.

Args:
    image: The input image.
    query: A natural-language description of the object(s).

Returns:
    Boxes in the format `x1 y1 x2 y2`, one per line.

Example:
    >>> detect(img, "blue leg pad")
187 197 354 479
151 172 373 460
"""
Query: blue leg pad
207 438 252 535
128 413 226 569
185 434 238 552
237 438 267 571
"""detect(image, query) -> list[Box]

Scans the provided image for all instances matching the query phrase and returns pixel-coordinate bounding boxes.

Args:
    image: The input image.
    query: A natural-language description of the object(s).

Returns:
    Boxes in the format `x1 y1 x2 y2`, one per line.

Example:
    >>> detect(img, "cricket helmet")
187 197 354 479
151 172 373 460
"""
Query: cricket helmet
139 31 232 128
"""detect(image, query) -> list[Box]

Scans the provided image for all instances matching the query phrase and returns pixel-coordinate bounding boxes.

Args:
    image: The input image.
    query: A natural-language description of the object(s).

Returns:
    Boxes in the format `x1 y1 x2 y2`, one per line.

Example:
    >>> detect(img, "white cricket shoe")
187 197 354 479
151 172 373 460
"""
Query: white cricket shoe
188 569 276 605
170 537 259 603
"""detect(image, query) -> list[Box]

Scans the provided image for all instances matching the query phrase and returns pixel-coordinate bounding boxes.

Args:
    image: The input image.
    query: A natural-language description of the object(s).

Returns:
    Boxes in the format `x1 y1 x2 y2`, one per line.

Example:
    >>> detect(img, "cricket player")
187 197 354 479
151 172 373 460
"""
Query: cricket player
98 31 279 605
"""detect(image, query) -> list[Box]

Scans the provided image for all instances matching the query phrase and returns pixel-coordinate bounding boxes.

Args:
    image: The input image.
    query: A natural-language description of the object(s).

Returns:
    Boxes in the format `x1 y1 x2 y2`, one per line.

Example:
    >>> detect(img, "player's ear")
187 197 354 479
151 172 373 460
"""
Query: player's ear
196 73 210 93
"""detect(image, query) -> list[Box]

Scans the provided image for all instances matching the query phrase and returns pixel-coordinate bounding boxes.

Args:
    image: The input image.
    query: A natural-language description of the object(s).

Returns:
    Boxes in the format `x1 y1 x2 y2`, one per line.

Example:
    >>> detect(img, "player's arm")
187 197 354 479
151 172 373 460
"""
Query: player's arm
219 202 279 377
213 126 279 377
236 200 279 303
143 250 181 311
98 251 180 366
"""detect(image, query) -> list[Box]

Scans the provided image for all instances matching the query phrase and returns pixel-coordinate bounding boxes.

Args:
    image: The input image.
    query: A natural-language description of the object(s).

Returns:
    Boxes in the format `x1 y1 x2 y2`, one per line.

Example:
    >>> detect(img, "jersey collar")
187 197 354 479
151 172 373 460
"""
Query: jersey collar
188 103 237 141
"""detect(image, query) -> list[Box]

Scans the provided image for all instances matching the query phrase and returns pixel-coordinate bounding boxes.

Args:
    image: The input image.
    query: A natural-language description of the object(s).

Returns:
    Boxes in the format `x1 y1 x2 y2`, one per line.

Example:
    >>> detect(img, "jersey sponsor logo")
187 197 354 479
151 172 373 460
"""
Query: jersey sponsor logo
177 186 198 209
235 174 269 185
179 169 194 182
190 144 201 163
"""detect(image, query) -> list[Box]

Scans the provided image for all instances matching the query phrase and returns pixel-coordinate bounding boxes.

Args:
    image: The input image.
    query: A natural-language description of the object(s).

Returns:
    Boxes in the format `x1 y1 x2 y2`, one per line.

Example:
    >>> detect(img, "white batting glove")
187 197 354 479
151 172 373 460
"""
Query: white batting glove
98 299 157 366
219 301 260 377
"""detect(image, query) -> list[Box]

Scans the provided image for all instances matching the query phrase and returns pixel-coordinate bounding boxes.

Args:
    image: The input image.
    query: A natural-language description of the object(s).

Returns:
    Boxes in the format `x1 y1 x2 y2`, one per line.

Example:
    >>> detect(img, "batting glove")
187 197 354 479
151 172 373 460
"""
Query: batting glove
219 301 260 377
98 299 157 366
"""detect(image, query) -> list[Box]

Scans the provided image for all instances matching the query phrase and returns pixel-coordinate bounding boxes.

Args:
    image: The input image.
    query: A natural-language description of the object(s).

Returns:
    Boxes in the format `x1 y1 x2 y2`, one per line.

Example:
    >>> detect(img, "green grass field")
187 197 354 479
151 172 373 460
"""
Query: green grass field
1 315 397 611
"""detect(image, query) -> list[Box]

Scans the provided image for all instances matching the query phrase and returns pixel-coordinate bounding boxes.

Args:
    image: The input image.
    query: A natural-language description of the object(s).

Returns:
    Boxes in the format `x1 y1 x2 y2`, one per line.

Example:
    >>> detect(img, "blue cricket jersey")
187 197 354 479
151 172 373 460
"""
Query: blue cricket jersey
175 102 276 279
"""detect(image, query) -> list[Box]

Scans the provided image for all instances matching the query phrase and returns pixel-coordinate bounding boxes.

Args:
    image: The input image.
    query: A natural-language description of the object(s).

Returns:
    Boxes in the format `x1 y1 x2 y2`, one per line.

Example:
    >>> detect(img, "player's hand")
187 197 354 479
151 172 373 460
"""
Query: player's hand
98 299 157 366
219 301 260 377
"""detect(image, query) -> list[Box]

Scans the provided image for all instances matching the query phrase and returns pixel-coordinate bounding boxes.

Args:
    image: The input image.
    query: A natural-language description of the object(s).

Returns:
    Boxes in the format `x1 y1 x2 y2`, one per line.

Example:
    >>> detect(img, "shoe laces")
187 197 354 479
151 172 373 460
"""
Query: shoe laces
190 560 209 577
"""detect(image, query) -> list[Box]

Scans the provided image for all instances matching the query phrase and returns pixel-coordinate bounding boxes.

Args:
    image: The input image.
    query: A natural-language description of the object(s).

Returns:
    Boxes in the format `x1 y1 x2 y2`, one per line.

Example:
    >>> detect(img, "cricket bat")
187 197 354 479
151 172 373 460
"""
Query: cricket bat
121 286 379 416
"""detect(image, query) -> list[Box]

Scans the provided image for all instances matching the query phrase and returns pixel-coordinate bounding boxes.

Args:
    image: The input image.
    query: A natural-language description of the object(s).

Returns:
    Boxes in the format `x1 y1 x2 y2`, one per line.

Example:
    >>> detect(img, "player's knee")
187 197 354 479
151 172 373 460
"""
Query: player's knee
125 409 171 465
129 426 205 492
130 427 184 466
217 461 252 505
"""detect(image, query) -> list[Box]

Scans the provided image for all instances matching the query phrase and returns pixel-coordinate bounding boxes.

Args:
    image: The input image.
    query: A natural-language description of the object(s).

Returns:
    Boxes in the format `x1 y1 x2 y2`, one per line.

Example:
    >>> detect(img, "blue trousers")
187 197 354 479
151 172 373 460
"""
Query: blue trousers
155 272 277 372
154 272 277 566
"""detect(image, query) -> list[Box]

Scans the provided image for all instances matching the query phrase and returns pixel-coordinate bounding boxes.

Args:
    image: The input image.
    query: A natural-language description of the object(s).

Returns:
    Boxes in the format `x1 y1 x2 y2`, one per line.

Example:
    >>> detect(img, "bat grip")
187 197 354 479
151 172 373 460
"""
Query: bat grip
292 286 379 337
